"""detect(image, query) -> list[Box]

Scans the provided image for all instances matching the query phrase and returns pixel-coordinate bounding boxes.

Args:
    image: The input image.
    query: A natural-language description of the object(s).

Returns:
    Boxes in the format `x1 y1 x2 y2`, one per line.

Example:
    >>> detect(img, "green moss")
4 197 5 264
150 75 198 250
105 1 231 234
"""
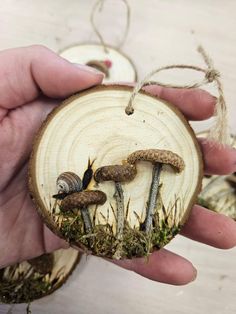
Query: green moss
57 200 181 259
0 272 51 304
122 225 150 258
59 214 85 243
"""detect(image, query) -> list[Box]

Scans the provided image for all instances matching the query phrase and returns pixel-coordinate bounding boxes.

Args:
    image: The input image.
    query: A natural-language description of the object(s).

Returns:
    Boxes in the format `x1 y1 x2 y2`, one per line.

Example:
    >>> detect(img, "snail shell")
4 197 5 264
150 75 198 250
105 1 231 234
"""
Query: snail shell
56 172 82 193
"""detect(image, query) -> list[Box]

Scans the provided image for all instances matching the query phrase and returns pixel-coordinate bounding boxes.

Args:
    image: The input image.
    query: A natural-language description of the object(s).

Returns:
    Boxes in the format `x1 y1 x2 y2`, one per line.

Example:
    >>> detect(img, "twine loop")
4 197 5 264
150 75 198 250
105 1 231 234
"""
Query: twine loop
90 0 130 53
126 46 230 146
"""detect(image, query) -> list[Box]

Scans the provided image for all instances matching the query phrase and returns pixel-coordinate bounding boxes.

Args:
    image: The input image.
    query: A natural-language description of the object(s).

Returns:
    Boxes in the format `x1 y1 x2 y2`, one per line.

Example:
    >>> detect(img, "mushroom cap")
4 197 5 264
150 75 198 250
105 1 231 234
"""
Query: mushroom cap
127 149 185 173
28 253 54 275
94 164 137 183
60 190 107 211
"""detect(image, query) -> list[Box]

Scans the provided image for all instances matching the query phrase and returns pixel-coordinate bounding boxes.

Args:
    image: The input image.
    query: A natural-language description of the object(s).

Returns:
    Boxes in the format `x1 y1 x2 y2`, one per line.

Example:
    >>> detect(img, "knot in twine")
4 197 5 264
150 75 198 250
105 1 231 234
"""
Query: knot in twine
126 45 230 146
90 0 130 53
205 68 220 82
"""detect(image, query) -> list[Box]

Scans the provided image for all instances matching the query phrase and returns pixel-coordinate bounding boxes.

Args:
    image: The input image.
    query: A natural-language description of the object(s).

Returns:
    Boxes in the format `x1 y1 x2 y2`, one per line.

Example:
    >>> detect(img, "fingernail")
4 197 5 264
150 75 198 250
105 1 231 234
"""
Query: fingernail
73 63 105 76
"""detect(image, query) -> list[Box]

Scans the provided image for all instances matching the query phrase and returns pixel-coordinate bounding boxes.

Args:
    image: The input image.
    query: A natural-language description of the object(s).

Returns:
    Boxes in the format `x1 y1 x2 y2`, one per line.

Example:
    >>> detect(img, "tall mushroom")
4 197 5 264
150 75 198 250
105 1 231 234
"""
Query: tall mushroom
94 164 137 239
127 149 185 233
60 190 107 233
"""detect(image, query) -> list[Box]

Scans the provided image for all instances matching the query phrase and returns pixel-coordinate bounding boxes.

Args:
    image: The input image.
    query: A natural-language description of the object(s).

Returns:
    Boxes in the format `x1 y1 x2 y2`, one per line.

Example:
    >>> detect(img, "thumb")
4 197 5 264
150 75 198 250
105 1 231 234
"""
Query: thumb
0 45 104 110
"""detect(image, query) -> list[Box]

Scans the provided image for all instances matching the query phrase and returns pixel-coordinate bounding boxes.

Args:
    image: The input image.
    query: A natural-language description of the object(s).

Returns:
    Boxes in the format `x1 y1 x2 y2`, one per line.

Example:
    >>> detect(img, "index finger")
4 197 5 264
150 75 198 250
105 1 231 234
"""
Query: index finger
144 85 216 121
0 45 104 110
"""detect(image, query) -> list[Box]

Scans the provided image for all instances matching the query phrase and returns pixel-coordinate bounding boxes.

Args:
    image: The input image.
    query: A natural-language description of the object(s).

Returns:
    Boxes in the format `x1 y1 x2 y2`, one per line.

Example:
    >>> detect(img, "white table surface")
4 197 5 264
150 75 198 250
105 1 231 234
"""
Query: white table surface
0 1 235 313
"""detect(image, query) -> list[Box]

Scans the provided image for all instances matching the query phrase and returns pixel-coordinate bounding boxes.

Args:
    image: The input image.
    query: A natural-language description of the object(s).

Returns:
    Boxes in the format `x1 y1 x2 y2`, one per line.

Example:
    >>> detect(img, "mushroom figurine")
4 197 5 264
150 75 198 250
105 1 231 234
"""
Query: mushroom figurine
60 190 107 233
94 164 137 240
127 149 185 233
28 253 54 275
86 59 112 78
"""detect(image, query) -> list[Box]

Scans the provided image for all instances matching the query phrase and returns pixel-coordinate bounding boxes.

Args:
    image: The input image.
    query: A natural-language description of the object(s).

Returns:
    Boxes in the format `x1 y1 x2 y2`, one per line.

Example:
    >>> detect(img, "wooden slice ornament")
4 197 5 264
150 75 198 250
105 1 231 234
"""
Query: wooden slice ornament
198 132 236 220
0 248 81 304
29 84 203 259
59 0 137 83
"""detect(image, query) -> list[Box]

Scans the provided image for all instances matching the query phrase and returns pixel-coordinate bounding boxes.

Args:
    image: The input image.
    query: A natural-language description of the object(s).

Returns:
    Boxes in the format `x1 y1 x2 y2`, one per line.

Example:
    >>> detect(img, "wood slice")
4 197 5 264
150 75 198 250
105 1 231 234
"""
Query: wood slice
59 43 137 83
0 248 81 304
29 85 203 259
198 132 236 220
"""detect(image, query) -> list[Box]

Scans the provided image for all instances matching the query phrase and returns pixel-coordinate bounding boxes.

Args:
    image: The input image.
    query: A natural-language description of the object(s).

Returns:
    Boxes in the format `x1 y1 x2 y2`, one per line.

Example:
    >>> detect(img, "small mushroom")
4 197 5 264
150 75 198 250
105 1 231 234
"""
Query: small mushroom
127 149 185 233
60 190 107 233
94 164 137 239
86 59 112 78
28 253 54 275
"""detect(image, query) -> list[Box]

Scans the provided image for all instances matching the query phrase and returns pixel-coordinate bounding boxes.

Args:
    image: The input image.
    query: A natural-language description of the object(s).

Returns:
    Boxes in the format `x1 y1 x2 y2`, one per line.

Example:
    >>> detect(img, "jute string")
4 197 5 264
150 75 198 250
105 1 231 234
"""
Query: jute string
126 45 230 146
90 0 130 53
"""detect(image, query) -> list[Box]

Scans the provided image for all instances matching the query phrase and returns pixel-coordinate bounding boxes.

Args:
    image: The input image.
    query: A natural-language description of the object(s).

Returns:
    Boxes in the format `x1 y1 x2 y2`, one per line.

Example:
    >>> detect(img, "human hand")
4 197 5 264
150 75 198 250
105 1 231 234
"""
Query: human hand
0 45 104 268
0 46 236 286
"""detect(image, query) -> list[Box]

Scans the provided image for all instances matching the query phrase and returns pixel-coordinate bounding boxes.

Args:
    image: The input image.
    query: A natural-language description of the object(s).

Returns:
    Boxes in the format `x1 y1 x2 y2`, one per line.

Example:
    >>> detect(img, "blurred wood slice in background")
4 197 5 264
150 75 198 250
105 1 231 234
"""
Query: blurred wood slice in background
59 43 137 83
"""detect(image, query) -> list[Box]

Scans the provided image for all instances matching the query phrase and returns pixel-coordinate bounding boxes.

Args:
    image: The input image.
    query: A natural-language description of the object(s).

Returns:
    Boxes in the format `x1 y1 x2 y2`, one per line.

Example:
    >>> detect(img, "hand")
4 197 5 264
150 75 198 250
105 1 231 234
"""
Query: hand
0 46 236 286
0 45 104 268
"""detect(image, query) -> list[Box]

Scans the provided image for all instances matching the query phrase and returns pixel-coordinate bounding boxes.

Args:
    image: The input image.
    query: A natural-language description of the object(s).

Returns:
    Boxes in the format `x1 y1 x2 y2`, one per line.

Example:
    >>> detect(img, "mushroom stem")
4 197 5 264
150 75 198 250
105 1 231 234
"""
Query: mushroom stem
80 207 92 233
114 182 125 240
144 163 162 233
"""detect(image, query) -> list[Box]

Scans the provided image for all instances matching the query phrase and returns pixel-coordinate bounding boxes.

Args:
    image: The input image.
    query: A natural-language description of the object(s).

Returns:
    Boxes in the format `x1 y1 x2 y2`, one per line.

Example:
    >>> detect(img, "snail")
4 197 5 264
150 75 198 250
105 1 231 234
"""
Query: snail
60 190 107 233
54 160 95 200
56 172 83 194
82 158 95 190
